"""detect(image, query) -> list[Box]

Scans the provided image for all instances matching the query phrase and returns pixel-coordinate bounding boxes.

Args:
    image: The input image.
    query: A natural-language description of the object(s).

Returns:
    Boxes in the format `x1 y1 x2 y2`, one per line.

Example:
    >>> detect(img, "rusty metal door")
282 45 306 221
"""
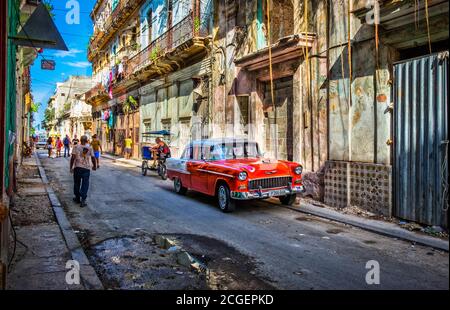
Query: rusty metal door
393 52 448 227
264 77 294 161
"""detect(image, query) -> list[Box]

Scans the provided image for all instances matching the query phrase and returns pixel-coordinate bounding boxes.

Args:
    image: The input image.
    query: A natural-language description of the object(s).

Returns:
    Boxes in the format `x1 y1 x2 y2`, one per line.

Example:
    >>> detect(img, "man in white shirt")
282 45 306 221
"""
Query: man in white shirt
70 135 97 207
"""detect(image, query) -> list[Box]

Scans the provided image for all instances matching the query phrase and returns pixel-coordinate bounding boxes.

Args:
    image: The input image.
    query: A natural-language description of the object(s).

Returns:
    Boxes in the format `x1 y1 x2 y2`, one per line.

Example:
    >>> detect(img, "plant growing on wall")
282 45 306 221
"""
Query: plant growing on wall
123 96 138 114
150 46 160 62
194 17 201 34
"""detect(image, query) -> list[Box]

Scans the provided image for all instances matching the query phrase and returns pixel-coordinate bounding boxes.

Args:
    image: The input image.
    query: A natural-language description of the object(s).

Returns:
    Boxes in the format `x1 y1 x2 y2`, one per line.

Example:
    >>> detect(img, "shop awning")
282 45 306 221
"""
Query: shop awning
12 3 68 51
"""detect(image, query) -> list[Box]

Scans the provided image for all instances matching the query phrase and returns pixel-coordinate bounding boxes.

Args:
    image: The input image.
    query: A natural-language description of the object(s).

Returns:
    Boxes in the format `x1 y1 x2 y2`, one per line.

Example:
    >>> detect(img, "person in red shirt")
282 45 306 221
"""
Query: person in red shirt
55 136 63 158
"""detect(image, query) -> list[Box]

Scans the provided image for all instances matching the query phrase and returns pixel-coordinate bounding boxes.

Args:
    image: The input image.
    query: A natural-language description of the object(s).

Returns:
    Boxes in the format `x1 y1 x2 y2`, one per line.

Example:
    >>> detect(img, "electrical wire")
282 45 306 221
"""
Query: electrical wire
424 0 432 54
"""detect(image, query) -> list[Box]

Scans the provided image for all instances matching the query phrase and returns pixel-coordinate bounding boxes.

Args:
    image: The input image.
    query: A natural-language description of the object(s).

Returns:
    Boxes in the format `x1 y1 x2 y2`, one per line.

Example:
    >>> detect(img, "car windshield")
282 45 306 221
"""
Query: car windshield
209 142 261 160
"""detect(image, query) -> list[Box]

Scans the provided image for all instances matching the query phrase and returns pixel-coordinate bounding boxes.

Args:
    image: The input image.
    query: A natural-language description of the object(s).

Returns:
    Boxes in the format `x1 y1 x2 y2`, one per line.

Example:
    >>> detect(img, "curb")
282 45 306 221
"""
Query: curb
35 153 104 289
287 201 449 252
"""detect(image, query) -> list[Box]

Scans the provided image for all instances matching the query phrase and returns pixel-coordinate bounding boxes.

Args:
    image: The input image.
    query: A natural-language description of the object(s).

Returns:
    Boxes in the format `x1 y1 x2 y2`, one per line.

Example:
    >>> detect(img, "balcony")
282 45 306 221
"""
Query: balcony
85 83 109 106
125 11 210 81
88 0 146 61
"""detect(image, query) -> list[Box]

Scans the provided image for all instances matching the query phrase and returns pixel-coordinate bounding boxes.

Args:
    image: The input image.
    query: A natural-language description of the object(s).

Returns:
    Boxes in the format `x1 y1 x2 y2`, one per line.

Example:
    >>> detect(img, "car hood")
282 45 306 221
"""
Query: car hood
213 158 293 175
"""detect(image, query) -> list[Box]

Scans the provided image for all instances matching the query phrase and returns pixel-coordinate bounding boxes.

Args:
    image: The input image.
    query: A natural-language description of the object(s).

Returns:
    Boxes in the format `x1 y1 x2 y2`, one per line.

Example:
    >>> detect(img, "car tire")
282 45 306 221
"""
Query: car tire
141 161 148 176
174 177 188 195
279 194 297 206
217 184 236 213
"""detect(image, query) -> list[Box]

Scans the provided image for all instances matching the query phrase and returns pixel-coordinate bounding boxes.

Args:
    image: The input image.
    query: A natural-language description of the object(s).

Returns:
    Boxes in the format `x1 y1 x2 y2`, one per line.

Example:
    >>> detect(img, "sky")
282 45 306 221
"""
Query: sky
31 0 96 130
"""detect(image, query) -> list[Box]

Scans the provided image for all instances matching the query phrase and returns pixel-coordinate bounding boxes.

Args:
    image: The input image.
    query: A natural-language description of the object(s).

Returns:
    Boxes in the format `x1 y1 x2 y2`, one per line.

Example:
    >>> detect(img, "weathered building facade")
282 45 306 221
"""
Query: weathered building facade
1 0 59 288
209 0 448 227
86 0 212 158
53 76 94 139
86 0 448 227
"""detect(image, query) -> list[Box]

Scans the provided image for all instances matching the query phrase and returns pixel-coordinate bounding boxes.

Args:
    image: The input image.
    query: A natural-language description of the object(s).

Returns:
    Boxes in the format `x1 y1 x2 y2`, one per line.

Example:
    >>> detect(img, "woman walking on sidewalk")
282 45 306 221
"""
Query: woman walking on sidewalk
46 136 53 158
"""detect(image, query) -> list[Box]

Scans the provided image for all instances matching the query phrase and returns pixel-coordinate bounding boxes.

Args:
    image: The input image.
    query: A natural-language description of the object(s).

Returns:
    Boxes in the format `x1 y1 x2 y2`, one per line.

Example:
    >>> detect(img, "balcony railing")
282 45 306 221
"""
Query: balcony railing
125 11 208 78
85 83 108 103
89 0 145 60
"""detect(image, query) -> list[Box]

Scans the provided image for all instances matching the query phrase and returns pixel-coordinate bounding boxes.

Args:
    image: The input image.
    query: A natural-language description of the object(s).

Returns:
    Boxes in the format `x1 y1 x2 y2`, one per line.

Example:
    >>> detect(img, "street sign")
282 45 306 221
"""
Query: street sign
41 59 55 70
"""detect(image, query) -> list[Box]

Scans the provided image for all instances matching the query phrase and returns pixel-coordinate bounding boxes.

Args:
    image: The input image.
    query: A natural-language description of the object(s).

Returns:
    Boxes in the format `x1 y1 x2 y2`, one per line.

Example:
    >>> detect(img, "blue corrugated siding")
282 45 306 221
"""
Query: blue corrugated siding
394 52 448 227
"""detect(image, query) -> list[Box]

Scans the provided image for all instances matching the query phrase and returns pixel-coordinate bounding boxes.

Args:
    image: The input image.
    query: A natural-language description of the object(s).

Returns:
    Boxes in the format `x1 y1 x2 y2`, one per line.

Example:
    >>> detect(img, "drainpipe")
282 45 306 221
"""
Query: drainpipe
326 0 330 162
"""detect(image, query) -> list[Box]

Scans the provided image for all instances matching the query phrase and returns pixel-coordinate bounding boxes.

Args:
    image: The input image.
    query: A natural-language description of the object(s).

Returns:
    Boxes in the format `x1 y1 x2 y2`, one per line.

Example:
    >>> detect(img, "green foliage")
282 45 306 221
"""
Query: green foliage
123 96 138 115
43 0 55 18
150 46 160 62
42 107 55 130
30 102 40 113
194 17 201 34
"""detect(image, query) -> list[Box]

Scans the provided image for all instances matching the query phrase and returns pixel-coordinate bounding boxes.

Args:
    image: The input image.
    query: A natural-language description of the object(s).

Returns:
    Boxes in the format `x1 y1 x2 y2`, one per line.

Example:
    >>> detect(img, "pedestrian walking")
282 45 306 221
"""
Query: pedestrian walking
72 134 79 146
91 134 102 168
63 134 71 157
46 136 53 158
124 135 133 159
56 136 63 157
70 135 97 208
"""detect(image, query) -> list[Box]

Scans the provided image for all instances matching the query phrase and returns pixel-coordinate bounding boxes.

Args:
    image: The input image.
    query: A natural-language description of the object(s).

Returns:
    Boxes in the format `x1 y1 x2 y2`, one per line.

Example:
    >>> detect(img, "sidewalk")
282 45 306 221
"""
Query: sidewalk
7 155 84 289
290 200 449 252
7 153 103 289
101 153 142 168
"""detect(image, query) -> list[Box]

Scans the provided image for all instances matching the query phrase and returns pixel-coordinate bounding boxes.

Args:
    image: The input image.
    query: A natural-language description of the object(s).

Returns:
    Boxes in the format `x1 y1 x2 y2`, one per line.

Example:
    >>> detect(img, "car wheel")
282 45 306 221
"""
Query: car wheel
279 194 297 206
174 177 188 195
141 161 148 176
217 184 236 213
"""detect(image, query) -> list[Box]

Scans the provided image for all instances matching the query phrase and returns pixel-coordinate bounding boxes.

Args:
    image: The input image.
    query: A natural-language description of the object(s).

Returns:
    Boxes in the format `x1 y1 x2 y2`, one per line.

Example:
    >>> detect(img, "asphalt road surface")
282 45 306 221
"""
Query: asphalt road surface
39 151 449 289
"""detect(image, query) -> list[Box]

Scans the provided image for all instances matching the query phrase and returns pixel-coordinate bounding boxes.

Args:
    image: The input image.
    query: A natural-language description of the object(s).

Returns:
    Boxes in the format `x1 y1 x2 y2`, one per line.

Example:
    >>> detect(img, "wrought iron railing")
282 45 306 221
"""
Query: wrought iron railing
89 0 144 59
85 83 108 102
125 11 208 78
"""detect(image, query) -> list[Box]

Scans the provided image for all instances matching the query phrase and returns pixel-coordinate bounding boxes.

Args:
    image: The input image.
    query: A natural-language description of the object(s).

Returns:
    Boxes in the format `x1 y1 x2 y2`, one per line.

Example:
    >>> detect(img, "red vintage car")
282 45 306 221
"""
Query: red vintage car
166 138 305 212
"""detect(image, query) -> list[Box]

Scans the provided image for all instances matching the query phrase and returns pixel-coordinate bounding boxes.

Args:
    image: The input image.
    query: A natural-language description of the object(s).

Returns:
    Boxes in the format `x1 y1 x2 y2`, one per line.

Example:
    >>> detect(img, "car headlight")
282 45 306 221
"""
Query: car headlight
294 166 303 175
238 171 248 181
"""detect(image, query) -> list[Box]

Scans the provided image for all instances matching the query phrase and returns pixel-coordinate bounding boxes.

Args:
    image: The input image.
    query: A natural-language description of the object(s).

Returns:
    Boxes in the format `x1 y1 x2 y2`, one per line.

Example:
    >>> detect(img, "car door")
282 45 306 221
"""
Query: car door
186 144 209 194
177 145 193 188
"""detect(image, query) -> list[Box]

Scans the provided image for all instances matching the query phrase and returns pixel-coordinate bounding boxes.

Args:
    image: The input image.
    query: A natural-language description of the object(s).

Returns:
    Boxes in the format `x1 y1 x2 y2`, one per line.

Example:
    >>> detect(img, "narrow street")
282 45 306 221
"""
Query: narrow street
38 150 448 290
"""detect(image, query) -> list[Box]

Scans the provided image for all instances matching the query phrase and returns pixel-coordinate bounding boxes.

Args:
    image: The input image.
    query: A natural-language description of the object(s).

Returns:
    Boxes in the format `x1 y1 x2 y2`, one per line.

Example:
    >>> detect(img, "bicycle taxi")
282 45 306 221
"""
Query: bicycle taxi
141 130 172 180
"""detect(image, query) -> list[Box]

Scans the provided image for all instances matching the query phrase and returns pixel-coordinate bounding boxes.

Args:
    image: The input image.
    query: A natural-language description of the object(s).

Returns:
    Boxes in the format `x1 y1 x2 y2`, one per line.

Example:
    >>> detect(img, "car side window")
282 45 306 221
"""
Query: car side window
181 145 193 160
210 145 225 160
192 145 202 160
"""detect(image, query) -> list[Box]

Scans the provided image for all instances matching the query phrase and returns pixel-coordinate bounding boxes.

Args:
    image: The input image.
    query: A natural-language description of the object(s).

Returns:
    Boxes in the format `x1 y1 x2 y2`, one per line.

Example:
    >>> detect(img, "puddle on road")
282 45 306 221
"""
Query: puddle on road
84 233 274 290
164 234 275 290
87 235 208 290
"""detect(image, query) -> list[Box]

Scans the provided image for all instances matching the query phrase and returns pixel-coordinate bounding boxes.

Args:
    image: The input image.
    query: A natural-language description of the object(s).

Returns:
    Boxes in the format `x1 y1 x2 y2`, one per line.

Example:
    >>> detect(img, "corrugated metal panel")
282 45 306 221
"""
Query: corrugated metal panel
394 52 449 227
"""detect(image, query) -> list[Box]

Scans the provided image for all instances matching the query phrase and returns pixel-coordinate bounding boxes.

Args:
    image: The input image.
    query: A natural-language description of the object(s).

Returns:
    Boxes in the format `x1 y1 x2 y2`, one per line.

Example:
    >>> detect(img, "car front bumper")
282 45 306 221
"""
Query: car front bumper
231 186 305 200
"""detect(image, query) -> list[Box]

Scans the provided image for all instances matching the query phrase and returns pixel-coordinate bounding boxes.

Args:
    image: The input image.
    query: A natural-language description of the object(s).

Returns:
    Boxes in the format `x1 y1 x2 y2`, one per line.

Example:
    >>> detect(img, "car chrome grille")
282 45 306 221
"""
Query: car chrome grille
248 176 292 190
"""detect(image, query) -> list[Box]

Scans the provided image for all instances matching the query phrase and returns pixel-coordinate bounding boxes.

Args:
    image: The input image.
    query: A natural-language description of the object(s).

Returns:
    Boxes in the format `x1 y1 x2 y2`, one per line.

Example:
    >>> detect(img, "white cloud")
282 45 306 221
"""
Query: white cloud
63 61 91 68
53 48 83 58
